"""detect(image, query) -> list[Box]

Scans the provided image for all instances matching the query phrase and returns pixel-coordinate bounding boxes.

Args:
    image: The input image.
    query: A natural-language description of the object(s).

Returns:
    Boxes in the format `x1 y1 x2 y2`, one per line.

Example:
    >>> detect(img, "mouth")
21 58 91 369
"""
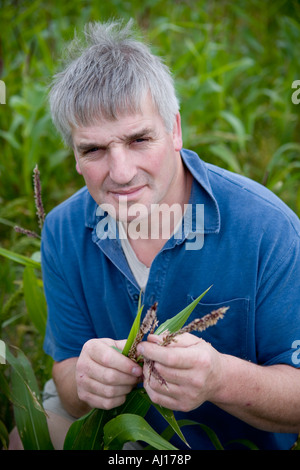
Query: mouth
108 185 146 201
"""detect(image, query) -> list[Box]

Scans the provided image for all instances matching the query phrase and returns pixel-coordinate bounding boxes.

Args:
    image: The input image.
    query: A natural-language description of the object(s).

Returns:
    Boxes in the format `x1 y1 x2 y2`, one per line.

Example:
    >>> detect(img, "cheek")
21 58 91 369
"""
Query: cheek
147 159 163 177
78 162 107 188
150 152 176 183
146 147 173 176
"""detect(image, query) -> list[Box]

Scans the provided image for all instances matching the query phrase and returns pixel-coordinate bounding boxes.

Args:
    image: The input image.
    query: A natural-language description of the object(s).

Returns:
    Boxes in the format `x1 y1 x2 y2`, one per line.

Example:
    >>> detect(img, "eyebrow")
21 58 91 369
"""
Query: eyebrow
123 128 153 143
75 127 154 154
76 142 106 153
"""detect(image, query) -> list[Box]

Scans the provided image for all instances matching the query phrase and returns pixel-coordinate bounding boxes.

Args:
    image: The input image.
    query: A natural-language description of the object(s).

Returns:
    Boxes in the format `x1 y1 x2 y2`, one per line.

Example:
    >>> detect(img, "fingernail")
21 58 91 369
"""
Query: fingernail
149 335 161 344
132 366 142 376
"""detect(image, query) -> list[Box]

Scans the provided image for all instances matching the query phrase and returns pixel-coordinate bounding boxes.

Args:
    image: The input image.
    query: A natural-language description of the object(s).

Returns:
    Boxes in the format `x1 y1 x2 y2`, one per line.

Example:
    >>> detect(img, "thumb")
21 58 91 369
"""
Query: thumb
114 338 128 352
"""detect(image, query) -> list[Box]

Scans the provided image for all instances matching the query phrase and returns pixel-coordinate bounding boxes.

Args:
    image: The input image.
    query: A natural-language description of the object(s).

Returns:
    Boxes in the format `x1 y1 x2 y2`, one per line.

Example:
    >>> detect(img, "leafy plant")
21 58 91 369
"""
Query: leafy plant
1 0 299 450
2 285 230 450
0 165 231 450
0 165 46 447
6 345 54 450
3 293 261 450
63 285 228 450
0 165 228 450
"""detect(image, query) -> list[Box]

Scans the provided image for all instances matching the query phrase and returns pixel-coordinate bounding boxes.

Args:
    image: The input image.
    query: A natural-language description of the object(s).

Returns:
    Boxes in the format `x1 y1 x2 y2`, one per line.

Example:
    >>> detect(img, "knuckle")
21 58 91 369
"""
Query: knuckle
81 338 97 359
162 350 178 368
83 338 96 352
190 375 202 389
178 402 191 413
102 395 126 410
102 384 115 399
101 350 113 367
100 400 112 411
77 388 90 404
146 388 159 404
200 348 211 367
103 367 117 385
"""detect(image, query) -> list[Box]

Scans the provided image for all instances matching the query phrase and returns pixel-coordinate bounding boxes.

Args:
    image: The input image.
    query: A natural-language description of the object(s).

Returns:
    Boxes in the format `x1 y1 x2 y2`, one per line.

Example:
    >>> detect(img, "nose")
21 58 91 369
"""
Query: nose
108 146 137 185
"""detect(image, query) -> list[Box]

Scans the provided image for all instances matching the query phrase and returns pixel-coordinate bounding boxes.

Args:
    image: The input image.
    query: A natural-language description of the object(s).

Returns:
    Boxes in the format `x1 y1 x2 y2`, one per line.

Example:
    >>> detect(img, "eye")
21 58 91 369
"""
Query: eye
131 138 149 145
81 146 102 156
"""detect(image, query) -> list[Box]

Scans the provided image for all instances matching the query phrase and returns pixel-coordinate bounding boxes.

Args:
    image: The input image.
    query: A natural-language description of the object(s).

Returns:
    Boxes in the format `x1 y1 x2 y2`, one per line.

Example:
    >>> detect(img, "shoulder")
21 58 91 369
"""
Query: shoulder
43 186 97 231
205 162 300 238
41 186 97 257
45 186 89 221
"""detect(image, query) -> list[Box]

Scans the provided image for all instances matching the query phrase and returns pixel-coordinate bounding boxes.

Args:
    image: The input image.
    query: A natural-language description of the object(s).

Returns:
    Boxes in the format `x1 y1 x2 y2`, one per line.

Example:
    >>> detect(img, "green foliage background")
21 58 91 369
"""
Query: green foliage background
0 0 300 448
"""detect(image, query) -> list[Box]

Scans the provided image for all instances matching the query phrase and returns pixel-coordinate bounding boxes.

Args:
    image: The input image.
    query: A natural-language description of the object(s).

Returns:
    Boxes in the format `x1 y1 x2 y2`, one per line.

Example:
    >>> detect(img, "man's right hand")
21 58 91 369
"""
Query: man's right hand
75 338 143 410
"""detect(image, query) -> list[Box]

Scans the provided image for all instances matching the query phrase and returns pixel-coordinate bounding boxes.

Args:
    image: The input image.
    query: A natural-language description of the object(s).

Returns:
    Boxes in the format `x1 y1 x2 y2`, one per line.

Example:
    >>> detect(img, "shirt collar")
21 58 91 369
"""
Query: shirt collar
84 148 221 235
181 148 220 234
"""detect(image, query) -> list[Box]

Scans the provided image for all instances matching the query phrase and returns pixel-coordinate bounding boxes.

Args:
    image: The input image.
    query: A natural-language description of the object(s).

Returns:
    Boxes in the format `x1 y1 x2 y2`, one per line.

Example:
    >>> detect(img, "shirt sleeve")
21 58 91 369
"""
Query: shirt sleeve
41 215 97 362
255 217 300 368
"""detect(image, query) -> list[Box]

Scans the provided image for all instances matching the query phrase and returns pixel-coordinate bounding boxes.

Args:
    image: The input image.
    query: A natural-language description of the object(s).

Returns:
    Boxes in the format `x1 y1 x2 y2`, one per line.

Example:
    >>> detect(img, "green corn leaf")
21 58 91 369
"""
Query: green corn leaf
64 388 151 450
6 346 54 450
0 420 9 450
151 402 190 448
159 419 224 450
0 247 41 269
123 388 190 447
155 285 212 335
23 266 47 336
220 110 249 152
63 408 108 450
122 299 144 357
209 143 242 174
0 368 25 410
103 413 178 450
196 422 224 450
118 388 151 417
226 438 259 450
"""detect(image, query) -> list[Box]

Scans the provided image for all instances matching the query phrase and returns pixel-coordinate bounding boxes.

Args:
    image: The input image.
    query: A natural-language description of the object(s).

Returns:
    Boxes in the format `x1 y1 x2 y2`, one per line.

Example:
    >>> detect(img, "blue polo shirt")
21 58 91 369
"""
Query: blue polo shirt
42 148 300 450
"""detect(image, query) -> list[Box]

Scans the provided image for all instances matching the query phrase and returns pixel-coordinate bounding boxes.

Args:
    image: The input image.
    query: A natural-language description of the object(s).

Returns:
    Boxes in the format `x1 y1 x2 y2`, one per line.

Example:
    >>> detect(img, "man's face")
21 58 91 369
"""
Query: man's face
72 95 183 223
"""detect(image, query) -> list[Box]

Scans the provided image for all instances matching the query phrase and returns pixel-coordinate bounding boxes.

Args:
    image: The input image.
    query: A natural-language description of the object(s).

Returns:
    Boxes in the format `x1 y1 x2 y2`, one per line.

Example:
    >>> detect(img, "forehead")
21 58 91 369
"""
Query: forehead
72 94 163 146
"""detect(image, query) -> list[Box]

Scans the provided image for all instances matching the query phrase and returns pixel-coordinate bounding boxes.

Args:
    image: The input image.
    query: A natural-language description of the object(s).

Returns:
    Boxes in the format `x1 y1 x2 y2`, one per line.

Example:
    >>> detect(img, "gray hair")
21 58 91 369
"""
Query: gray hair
49 19 180 147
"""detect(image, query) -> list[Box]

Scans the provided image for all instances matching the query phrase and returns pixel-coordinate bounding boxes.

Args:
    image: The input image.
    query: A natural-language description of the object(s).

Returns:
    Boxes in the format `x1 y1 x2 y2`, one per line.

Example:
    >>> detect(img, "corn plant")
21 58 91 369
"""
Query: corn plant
0 166 48 448
2 280 232 450
2 292 259 450
1 0 299 450
0 167 234 450
63 288 219 451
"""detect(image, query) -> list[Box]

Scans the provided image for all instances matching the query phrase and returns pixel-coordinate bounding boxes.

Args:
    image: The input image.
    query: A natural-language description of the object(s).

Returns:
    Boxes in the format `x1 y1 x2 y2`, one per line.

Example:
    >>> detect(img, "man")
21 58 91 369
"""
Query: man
23 20 300 449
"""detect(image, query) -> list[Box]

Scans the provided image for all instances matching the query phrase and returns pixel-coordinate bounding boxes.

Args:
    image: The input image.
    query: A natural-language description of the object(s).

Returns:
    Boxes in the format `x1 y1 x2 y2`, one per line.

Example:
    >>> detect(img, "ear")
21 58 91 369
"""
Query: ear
76 162 82 175
74 149 83 175
172 113 183 151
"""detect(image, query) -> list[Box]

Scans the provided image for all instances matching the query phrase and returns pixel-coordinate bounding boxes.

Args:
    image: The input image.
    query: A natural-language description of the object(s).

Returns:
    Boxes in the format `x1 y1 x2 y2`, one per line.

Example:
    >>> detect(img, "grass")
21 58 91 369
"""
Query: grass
0 0 300 449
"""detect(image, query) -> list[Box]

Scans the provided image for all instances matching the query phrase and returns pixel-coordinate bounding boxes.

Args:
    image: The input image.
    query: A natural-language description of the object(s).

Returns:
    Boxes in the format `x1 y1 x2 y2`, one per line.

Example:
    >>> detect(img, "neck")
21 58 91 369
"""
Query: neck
125 165 193 267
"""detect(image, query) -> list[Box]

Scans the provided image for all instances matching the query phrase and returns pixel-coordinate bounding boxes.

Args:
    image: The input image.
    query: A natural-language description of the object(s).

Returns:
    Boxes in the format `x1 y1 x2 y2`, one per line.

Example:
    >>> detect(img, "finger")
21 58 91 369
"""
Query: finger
77 352 142 388
147 332 203 348
89 360 142 386
114 339 127 351
78 383 131 411
142 366 186 411
80 375 134 399
83 338 142 377
143 382 179 410
76 367 139 410
147 361 191 386
137 341 192 369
